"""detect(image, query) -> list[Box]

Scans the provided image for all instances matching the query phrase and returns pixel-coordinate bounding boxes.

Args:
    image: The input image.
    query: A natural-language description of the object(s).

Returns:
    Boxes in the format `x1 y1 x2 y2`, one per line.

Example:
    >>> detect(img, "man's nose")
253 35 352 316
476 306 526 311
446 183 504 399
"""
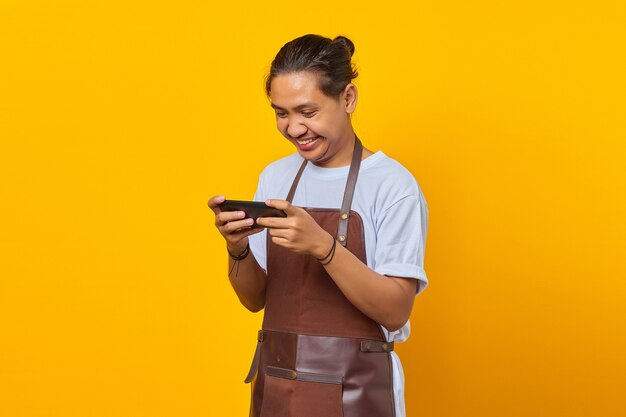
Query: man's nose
286 118 307 138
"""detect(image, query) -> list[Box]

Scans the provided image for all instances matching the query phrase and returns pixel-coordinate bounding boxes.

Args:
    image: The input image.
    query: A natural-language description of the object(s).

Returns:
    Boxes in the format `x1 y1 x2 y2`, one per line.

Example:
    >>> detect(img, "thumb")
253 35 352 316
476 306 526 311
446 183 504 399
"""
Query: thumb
265 199 298 216
207 195 226 214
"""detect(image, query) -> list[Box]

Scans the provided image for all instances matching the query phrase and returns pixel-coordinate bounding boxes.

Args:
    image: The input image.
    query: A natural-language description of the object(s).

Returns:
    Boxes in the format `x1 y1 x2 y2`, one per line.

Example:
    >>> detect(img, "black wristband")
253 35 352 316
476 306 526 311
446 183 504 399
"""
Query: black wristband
227 243 250 261
318 238 337 266
316 235 335 262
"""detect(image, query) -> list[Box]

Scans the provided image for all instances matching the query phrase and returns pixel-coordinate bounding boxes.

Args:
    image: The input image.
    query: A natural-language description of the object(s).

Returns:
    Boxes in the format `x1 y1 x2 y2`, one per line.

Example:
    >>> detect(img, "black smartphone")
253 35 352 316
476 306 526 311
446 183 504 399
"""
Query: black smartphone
216 199 287 228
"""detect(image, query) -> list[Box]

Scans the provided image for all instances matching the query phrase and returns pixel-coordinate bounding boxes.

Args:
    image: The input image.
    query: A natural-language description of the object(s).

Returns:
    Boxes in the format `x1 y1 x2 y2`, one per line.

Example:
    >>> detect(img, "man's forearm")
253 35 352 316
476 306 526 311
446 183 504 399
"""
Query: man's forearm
322 240 417 331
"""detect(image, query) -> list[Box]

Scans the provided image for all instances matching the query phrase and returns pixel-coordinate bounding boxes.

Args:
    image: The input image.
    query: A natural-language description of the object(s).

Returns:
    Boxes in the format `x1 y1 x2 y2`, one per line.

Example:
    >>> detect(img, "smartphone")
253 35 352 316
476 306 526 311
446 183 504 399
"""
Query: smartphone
216 199 287 228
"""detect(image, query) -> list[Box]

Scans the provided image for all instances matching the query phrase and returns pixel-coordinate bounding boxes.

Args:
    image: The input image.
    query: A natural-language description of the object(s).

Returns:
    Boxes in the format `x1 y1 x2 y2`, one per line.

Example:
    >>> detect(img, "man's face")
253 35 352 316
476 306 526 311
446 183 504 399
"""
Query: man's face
270 71 354 167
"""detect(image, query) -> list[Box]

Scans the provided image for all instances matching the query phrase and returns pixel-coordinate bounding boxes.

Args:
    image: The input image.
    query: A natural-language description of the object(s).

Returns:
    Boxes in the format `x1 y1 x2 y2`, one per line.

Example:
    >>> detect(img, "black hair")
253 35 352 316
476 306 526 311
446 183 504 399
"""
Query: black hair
265 34 358 99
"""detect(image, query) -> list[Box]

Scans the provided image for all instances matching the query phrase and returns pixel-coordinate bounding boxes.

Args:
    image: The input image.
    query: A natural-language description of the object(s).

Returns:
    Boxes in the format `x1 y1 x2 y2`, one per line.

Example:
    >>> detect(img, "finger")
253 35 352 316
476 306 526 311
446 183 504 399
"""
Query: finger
208 195 226 214
215 210 246 226
265 199 299 216
230 227 264 242
266 227 289 239
256 216 291 229
270 235 285 244
270 235 291 248
222 218 256 233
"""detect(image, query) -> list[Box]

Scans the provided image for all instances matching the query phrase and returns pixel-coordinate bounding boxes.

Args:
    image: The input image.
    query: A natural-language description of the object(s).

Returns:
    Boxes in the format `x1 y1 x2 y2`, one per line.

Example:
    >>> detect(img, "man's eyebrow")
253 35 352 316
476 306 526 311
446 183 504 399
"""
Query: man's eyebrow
271 102 318 111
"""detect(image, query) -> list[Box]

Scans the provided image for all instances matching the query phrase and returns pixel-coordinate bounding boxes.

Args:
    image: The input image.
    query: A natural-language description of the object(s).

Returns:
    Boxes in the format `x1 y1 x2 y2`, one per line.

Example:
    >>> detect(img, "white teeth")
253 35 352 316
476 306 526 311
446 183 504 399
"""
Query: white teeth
297 137 318 145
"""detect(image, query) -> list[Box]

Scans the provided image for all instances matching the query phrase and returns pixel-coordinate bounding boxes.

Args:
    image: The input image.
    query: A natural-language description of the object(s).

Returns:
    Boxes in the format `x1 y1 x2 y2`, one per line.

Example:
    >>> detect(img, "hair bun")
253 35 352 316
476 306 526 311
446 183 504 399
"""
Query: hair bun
333 35 355 57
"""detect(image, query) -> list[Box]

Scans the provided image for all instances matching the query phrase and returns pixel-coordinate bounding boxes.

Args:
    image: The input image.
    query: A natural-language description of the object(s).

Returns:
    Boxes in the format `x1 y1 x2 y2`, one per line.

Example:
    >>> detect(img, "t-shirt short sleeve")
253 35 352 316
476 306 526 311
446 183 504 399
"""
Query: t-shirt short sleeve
373 192 429 295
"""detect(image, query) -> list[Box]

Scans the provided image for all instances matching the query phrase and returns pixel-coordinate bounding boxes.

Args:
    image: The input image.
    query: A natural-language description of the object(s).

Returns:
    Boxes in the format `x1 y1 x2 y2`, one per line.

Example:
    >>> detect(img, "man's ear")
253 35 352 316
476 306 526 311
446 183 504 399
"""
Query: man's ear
343 83 358 114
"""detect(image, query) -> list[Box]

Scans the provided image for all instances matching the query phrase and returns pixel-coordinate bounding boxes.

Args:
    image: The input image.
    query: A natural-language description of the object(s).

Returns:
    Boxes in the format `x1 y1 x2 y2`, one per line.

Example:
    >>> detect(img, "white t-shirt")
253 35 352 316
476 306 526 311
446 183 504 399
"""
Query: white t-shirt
248 150 429 417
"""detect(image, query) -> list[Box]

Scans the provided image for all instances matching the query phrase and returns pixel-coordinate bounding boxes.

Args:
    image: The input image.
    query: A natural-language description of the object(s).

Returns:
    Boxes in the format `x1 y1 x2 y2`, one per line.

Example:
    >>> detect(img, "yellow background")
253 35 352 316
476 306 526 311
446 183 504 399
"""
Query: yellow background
1 1 625 416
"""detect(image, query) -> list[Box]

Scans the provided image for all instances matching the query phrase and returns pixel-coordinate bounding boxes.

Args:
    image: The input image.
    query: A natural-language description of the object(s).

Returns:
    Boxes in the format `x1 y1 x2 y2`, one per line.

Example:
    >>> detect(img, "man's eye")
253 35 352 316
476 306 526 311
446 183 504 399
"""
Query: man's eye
276 112 287 118
302 111 317 118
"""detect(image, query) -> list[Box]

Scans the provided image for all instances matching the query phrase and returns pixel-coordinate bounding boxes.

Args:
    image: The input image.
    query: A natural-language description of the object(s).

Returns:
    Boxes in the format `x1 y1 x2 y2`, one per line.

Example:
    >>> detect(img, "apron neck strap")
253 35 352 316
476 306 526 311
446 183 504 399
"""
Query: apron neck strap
285 135 363 247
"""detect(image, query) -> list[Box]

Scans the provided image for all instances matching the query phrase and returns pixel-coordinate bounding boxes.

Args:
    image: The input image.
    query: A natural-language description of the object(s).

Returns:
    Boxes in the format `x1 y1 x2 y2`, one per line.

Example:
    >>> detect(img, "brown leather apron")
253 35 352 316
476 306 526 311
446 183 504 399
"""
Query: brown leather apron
245 137 396 417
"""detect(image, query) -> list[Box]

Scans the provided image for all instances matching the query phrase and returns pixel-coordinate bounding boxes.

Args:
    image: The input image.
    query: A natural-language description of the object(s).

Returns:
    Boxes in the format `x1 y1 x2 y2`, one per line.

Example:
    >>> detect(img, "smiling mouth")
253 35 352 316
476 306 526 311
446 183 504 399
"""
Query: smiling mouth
296 136 320 145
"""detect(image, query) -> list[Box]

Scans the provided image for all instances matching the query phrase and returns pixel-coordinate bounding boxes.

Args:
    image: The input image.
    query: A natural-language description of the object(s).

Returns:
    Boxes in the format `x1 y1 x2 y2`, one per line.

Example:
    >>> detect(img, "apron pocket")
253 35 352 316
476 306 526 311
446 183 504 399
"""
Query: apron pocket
260 366 343 417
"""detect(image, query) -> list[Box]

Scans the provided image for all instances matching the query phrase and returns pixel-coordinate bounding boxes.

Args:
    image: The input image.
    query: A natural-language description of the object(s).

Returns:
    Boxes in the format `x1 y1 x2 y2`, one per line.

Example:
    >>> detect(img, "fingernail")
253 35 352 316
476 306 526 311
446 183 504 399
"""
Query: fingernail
246 219 254 224
238 211 245 218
